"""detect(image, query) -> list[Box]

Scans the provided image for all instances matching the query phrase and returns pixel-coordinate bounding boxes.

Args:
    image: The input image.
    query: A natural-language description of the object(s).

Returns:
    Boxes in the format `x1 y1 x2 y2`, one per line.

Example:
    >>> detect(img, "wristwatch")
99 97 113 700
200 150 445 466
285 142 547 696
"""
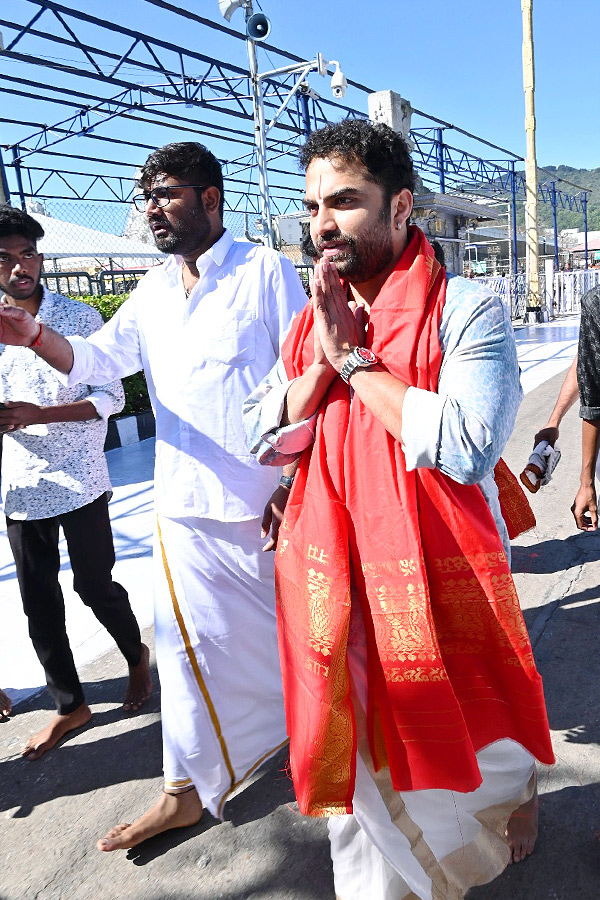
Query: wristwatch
340 347 379 384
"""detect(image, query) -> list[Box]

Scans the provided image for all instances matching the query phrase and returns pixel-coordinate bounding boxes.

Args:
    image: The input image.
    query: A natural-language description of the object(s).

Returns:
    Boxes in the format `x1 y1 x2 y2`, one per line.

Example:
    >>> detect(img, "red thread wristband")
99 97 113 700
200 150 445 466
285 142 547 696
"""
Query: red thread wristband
28 322 43 348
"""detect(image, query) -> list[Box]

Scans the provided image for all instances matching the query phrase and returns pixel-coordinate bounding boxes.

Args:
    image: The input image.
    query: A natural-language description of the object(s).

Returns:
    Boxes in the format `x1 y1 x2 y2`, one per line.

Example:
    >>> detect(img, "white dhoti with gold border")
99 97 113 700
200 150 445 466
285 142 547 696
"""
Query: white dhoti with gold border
154 514 288 819
329 630 536 900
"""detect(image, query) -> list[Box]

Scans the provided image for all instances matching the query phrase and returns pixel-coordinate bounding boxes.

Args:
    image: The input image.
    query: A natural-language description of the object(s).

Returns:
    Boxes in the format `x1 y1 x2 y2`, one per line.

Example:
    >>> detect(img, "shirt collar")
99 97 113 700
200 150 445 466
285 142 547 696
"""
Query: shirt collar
169 228 234 277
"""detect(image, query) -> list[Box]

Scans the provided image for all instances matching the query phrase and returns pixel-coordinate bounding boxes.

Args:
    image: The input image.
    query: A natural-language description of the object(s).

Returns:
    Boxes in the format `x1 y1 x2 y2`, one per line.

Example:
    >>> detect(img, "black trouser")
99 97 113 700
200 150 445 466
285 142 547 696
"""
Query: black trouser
7 492 142 715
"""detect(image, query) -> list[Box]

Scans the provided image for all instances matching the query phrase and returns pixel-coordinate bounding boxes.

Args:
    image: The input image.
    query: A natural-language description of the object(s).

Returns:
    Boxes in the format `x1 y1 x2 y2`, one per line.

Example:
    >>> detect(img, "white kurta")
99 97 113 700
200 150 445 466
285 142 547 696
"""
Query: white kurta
59 231 308 813
328 604 535 900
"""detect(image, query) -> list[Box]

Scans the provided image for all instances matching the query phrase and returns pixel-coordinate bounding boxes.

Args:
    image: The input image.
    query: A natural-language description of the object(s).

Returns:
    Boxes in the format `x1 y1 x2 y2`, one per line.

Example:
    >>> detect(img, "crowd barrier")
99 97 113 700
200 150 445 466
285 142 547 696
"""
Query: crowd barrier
478 270 600 320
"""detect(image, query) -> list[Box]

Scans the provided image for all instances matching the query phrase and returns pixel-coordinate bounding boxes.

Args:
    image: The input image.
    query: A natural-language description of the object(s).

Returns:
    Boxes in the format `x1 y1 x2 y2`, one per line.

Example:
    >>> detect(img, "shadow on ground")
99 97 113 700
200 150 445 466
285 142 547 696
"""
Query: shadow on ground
469 784 600 900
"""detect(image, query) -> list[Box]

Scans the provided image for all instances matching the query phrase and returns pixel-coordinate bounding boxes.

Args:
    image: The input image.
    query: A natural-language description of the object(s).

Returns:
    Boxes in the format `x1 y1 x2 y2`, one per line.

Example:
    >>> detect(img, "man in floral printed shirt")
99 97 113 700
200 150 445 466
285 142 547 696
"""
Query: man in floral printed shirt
0 206 151 759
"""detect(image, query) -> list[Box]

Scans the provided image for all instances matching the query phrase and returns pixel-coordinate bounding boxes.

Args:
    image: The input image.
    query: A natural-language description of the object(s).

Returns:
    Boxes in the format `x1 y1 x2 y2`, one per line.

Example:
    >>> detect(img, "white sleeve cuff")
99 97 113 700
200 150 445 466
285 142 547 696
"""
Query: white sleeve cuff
259 378 317 454
401 386 445 471
86 393 113 423
258 379 296 433
56 335 93 387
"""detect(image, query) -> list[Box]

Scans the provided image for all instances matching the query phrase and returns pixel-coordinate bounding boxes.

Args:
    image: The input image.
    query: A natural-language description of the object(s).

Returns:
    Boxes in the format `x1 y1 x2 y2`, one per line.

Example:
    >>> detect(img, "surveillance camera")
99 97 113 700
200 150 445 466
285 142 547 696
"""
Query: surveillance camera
330 65 347 99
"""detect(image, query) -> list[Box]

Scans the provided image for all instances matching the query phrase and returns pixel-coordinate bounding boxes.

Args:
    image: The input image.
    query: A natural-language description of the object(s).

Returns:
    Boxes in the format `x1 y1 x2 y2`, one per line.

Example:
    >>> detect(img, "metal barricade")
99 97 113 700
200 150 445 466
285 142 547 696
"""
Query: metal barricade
41 271 93 296
553 270 600 315
98 269 148 295
477 271 600 320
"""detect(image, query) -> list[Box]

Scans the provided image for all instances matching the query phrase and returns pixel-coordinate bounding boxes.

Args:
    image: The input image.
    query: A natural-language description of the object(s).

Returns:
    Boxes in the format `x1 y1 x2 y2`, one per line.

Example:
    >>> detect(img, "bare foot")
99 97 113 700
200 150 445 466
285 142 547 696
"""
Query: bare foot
507 781 539 863
22 702 92 760
96 788 202 851
123 643 152 712
0 689 12 717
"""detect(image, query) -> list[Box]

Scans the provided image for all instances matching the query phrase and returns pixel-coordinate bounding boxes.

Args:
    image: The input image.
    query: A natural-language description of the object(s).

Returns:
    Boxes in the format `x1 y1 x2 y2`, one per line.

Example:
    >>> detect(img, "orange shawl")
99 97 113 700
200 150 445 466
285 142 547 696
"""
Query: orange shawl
276 226 553 817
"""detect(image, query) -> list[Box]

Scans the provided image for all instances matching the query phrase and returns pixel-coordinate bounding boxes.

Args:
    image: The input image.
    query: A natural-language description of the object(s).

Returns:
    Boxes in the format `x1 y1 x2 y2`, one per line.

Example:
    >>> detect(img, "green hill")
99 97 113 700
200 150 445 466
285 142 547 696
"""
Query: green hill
515 165 600 233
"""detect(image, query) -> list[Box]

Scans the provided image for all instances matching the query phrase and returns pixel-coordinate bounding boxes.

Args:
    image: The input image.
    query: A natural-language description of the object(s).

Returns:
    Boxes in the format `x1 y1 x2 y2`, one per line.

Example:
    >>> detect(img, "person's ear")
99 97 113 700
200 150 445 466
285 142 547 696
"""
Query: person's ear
392 189 413 231
202 187 221 216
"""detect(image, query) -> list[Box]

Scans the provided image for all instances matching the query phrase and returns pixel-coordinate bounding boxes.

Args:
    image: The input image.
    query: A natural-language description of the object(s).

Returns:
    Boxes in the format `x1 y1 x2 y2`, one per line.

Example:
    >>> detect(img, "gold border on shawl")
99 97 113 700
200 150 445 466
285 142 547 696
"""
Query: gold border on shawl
157 519 236 794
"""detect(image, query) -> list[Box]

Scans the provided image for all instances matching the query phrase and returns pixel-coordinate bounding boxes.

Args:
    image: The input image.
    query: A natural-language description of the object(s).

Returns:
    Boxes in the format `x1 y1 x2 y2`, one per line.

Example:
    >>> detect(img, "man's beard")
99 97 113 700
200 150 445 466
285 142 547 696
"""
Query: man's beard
150 205 211 254
315 209 394 283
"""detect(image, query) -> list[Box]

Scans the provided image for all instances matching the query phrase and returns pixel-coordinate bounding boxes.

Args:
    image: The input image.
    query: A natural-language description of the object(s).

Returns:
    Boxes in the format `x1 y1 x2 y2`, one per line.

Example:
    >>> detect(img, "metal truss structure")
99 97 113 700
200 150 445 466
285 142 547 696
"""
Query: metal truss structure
0 0 591 269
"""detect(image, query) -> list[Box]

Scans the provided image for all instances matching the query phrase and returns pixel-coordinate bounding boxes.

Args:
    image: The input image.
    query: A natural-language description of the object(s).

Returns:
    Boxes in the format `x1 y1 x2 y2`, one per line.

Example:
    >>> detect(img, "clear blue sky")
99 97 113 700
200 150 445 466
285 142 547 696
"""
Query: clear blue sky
260 0 596 171
1 0 596 210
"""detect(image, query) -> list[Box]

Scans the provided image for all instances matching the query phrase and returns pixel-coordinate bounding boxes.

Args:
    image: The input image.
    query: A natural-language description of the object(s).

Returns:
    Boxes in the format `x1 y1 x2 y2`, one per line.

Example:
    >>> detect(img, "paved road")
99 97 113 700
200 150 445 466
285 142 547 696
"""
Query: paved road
2 317 599 900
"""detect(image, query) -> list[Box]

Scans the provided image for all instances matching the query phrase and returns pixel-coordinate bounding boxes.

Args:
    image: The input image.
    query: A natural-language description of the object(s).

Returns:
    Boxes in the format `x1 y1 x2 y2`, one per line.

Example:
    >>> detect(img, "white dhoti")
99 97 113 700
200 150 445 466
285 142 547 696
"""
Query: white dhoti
329 611 536 900
154 515 288 819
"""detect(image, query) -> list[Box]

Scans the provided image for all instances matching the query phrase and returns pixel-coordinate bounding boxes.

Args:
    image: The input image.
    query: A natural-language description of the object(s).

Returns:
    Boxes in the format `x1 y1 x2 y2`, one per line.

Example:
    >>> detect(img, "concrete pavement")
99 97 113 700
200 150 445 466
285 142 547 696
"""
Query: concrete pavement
2 315 599 900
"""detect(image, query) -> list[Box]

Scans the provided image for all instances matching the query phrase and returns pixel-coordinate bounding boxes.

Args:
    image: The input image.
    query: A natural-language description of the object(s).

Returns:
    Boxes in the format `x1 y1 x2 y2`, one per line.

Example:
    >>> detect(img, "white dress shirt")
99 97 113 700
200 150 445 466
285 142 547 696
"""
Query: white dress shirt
63 230 308 521
0 288 125 520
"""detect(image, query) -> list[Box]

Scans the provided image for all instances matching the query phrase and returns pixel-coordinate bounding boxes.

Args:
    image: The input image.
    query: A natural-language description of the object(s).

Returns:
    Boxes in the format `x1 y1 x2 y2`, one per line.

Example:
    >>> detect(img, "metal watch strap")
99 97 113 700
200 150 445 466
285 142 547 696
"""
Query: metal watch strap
340 347 378 384
340 349 361 384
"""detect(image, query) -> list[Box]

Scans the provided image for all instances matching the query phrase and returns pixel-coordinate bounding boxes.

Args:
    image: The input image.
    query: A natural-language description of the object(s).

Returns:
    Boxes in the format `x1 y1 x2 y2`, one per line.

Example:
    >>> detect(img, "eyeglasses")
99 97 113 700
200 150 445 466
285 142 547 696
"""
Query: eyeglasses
132 184 209 212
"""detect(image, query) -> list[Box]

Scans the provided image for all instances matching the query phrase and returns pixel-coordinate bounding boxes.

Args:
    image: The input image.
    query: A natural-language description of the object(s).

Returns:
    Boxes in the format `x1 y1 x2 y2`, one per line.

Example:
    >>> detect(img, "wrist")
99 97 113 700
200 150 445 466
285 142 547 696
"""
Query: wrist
27 321 43 349
310 359 338 382
580 474 596 488
34 405 48 425
339 347 380 383
330 351 350 374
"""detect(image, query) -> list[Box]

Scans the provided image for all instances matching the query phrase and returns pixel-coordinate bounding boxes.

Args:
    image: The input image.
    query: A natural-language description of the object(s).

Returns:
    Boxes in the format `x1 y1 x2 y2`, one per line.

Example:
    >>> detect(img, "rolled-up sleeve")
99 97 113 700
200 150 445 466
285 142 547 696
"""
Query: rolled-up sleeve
401 280 522 485
61 294 143 388
63 303 127 420
86 380 125 421
243 356 316 465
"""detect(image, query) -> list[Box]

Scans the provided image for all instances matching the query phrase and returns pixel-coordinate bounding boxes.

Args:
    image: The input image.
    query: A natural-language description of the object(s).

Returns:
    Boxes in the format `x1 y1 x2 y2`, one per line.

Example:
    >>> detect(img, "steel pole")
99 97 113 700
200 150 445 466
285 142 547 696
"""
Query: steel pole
436 128 445 194
550 180 559 270
583 194 588 270
11 146 27 211
246 9 274 247
510 161 519 276
522 0 540 315
299 93 312 139
0 147 11 205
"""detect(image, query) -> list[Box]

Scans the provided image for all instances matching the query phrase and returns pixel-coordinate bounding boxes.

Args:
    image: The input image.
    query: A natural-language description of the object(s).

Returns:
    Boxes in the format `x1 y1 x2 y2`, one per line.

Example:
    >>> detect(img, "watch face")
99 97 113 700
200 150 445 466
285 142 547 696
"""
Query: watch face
355 347 377 364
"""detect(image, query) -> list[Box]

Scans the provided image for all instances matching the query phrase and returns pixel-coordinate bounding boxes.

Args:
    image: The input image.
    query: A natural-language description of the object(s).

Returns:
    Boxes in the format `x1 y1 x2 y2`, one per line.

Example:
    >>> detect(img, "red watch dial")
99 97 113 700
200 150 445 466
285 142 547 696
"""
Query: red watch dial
355 347 377 364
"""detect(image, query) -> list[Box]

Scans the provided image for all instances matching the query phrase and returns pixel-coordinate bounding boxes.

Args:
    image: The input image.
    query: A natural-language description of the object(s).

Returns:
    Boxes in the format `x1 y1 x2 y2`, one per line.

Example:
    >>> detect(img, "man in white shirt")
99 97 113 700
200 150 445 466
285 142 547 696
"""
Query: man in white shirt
0 206 151 760
0 143 307 850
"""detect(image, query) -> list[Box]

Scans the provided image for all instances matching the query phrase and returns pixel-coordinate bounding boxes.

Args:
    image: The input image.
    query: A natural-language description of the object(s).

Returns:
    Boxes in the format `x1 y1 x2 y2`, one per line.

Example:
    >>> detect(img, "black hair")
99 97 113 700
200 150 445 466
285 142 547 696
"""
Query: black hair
431 240 446 267
299 119 415 202
0 205 45 243
139 142 225 217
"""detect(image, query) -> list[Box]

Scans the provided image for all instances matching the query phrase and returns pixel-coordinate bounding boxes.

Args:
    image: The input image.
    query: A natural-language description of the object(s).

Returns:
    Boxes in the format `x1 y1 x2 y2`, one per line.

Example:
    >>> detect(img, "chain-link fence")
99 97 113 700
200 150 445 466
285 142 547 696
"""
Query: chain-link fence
26 198 301 296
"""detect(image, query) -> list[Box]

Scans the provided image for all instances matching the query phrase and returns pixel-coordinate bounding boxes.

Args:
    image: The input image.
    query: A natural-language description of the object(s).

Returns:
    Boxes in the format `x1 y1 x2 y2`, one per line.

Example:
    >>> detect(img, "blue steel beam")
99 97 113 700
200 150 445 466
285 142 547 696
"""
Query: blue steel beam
1 0 589 223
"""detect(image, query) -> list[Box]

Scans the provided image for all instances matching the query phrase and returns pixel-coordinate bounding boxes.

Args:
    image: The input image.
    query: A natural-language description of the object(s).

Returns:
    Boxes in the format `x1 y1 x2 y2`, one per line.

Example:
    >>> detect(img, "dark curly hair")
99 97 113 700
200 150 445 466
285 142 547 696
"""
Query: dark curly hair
0 205 45 243
299 119 415 202
139 142 224 217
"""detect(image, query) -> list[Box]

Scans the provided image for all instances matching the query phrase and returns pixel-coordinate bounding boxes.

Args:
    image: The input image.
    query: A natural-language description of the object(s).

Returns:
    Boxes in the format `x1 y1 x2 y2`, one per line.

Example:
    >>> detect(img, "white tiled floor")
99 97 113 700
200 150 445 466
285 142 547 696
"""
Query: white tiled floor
0 315 582 707
514 316 579 395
